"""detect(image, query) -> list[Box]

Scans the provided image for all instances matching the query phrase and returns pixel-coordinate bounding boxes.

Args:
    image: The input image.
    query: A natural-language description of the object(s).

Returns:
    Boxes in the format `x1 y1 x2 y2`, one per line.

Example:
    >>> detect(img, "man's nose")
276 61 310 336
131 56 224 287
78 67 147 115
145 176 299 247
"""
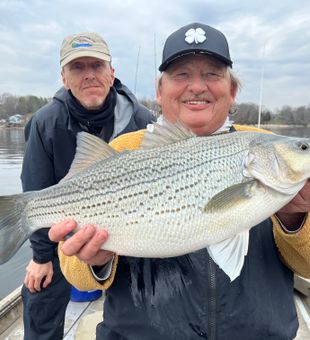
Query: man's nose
188 76 208 94
84 66 96 79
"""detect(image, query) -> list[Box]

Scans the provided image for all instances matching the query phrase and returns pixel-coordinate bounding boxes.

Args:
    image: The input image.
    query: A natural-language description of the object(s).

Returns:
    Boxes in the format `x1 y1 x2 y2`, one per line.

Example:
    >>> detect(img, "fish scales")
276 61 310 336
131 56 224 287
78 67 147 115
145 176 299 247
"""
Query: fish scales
25 133 249 251
1 125 310 281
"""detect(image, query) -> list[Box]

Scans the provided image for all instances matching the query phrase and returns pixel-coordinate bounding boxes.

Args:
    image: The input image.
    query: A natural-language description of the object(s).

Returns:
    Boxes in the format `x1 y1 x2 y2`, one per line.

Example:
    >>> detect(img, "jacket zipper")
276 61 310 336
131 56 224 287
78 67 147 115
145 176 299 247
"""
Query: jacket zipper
208 255 217 340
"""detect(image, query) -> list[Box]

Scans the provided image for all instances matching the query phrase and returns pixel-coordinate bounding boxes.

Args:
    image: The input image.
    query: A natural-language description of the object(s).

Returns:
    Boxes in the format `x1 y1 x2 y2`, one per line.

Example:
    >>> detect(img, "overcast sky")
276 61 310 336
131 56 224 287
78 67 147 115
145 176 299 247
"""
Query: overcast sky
1 0 309 111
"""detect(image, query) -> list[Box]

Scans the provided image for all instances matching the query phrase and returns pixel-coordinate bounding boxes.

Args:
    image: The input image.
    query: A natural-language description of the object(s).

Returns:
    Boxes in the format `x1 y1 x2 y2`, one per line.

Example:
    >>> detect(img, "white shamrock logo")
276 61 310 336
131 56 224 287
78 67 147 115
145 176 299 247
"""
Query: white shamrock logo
185 28 206 44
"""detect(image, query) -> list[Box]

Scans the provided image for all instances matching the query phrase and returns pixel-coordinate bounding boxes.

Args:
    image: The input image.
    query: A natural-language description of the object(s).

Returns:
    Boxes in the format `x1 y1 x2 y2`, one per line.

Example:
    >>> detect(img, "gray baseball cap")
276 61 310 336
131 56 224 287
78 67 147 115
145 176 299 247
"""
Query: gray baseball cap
60 32 111 68
159 23 232 71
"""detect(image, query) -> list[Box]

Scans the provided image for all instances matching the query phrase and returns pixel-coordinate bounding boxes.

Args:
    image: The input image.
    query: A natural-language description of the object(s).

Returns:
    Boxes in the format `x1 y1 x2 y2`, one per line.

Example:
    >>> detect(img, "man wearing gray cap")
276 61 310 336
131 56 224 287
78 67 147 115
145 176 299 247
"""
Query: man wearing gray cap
21 32 153 340
49 23 310 339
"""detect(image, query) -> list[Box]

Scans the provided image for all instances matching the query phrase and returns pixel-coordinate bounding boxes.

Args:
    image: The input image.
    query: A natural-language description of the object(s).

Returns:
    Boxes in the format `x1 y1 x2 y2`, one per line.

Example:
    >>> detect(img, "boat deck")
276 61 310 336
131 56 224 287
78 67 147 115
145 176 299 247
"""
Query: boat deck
0 289 105 340
1 276 310 339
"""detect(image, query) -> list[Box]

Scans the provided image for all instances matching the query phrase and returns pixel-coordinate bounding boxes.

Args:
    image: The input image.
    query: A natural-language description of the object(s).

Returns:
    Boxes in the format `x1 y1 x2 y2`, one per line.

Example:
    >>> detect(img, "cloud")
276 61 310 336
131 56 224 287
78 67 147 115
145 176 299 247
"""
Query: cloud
0 0 309 110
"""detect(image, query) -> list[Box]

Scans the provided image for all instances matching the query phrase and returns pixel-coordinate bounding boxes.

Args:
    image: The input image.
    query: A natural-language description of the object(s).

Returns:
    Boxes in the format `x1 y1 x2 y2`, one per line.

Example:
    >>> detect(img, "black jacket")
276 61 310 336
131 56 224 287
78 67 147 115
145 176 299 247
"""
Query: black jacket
21 79 154 263
98 219 298 340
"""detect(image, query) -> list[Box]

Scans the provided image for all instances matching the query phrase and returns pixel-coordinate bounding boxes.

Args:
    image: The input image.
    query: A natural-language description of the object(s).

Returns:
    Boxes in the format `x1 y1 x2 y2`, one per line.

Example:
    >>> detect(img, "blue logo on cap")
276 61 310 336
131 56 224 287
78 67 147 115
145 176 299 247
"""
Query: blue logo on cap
72 42 92 48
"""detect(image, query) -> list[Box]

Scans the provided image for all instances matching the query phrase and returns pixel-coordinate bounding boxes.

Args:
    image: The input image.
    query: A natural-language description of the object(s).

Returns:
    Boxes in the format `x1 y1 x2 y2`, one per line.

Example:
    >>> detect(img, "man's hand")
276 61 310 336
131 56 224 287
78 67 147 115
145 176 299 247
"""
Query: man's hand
48 220 114 266
277 180 310 229
24 260 53 293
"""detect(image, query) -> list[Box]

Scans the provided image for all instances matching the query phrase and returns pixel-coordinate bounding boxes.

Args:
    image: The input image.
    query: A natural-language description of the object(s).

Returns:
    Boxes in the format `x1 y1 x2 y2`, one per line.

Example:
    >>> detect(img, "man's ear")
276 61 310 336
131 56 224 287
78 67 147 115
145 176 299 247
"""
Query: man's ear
109 66 115 86
230 79 238 101
156 78 162 106
61 69 69 90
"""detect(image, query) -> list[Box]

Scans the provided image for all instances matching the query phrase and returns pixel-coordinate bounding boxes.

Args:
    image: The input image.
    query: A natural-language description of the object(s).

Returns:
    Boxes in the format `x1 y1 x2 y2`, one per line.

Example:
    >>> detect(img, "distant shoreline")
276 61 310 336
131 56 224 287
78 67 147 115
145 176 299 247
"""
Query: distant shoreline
0 123 309 130
256 124 310 128
0 124 24 129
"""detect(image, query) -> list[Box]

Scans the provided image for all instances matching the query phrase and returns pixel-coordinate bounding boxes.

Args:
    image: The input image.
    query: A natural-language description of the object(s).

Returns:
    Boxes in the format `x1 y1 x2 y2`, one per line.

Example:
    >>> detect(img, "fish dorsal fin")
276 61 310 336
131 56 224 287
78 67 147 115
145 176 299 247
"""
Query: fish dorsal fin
61 132 118 182
207 231 249 281
141 118 196 149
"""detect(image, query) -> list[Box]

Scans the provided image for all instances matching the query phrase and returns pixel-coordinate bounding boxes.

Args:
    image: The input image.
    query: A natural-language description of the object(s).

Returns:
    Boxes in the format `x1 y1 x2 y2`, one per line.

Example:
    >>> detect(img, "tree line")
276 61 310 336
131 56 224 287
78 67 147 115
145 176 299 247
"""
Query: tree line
0 93 309 126
0 93 49 120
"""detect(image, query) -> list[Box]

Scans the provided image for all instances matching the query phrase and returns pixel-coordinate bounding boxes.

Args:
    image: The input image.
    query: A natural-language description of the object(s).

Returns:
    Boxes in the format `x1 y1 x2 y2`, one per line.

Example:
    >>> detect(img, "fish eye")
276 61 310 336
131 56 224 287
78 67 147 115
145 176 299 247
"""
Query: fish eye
298 142 309 151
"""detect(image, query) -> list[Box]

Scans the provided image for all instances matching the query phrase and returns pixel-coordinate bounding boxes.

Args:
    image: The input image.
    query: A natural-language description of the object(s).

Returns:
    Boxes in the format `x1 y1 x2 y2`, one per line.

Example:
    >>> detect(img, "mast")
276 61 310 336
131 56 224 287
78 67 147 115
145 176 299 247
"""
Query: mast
258 45 266 128
258 62 265 128
134 45 141 95
154 33 157 98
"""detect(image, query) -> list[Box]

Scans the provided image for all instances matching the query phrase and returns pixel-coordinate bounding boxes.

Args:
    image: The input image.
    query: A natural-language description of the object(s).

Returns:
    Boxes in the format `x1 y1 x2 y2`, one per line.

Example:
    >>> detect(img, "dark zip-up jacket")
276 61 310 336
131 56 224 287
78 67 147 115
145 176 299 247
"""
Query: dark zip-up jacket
21 79 154 264
98 221 297 340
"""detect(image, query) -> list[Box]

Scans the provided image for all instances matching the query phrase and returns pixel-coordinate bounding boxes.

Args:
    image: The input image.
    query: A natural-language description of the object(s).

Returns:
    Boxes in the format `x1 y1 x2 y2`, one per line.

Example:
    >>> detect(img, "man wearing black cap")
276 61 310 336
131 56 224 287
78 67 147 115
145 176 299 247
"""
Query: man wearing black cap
49 23 310 339
21 32 153 340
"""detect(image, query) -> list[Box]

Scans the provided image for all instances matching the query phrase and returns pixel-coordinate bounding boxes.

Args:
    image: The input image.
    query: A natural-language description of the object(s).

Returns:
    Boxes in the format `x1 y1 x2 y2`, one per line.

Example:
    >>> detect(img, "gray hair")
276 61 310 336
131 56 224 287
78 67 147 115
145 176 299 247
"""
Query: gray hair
228 68 242 94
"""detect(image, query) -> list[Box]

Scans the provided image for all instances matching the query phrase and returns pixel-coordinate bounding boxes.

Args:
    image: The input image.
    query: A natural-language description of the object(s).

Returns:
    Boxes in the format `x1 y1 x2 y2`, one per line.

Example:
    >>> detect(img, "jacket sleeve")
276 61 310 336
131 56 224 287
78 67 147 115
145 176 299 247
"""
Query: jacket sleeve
58 130 146 288
21 116 58 263
273 214 310 278
58 244 119 290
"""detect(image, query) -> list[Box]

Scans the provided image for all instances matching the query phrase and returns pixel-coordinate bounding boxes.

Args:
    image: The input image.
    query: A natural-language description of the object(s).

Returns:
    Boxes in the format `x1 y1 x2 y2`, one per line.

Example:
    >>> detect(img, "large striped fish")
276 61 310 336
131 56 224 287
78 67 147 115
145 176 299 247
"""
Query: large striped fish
0 122 309 280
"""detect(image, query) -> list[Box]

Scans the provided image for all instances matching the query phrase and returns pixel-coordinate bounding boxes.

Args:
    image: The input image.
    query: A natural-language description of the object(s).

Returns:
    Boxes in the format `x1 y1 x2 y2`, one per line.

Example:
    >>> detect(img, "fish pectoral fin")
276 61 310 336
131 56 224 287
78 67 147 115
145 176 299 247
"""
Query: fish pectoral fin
141 118 196 149
207 231 249 281
204 181 258 213
61 132 120 181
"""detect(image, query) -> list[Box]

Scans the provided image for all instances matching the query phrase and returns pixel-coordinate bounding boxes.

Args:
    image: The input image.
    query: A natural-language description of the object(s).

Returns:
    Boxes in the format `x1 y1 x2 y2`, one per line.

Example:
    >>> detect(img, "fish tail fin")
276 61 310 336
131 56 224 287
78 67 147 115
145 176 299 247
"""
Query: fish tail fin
0 192 34 264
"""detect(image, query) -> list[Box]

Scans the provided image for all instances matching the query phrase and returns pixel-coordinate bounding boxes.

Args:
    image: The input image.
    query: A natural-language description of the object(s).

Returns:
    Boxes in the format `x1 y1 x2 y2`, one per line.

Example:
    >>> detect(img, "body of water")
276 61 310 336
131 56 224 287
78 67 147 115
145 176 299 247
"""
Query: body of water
0 125 309 300
265 125 310 137
0 128 31 300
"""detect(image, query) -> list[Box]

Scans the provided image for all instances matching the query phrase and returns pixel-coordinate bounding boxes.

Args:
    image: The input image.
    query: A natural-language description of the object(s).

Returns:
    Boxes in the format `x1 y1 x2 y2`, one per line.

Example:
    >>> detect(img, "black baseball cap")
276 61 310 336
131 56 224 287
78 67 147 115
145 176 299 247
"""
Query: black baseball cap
159 22 233 72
